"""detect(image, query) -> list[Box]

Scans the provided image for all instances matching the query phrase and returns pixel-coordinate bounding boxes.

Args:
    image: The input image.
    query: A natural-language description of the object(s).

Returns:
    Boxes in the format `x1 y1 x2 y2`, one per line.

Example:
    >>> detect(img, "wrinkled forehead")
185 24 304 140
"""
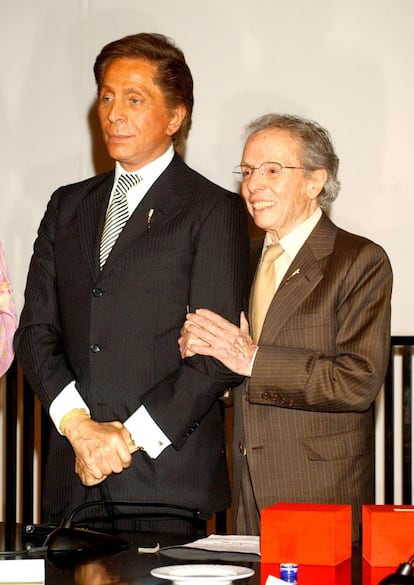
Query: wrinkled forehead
242 128 303 164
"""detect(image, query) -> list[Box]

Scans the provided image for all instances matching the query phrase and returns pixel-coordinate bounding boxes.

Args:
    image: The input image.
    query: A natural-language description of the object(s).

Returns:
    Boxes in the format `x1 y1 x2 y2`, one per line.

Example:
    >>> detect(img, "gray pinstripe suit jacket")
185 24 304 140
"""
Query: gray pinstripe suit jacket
233 212 393 541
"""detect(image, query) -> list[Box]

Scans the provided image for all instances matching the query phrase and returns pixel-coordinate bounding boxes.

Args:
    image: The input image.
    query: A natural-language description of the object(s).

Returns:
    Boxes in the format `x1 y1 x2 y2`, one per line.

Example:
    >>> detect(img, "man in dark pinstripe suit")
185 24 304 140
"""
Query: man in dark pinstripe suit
180 113 393 541
15 33 249 535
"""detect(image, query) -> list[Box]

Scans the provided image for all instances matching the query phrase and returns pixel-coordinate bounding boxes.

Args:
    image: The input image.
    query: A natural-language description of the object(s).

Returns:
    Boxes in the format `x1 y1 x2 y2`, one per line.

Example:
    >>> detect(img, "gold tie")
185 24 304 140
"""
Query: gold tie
251 243 283 343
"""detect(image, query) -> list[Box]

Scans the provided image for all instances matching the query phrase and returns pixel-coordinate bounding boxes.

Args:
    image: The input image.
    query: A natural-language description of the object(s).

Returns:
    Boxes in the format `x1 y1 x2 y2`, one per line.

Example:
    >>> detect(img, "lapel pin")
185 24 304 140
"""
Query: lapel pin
284 268 301 285
147 208 154 233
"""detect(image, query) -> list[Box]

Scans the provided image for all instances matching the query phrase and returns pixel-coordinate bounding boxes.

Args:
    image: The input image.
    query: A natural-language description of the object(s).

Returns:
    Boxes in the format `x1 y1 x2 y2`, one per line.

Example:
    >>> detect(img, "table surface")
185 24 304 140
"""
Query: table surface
0 524 259 585
0 523 397 585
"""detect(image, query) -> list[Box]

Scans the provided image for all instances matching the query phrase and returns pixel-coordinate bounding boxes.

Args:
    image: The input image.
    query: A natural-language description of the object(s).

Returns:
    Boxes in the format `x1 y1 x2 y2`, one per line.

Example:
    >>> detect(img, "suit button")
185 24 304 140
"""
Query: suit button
90 344 101 353
262 392 270 400
239 442 247 456
92 288 103 297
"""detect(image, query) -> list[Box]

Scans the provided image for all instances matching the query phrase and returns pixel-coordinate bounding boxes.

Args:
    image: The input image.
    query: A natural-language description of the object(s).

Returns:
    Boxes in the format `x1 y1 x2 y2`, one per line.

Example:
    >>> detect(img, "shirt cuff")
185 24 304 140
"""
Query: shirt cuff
124 406 171 459
49 381 90 434
248 346 260 376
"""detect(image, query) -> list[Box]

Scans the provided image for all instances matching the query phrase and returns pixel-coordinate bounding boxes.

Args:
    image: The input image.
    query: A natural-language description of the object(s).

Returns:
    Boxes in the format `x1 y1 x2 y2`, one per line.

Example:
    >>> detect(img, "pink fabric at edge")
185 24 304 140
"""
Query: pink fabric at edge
0 241 17 378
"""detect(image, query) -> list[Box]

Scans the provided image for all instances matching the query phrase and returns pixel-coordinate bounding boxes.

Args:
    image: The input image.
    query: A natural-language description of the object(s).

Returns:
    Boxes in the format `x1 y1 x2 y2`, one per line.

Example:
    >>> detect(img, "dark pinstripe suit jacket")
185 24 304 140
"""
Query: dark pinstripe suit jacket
15 154 249 520
233 212 392 540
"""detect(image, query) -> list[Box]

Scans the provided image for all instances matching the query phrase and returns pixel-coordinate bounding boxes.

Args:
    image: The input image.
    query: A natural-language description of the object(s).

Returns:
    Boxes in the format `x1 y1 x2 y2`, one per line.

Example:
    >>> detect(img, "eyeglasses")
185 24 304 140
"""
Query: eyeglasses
232 161 306 182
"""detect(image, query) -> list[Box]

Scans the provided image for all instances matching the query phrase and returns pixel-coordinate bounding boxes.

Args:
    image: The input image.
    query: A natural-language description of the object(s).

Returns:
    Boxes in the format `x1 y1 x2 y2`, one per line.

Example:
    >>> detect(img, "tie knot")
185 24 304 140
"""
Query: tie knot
262 243 283 265
115 173 142 196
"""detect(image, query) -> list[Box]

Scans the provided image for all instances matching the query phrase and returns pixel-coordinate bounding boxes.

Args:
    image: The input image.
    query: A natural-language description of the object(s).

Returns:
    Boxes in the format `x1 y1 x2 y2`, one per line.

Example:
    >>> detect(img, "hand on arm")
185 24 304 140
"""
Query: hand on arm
62 413 138 486
178 310 256 377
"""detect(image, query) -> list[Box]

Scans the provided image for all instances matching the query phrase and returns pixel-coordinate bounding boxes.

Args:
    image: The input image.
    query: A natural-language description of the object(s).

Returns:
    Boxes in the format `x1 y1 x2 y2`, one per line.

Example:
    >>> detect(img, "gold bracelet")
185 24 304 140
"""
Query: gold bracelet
128 436 144 451
59 408 90 435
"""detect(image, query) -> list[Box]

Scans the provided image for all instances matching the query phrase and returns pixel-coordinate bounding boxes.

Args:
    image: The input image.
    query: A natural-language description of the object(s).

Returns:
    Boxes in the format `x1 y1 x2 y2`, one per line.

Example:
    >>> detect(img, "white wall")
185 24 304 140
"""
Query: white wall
1 0 413 334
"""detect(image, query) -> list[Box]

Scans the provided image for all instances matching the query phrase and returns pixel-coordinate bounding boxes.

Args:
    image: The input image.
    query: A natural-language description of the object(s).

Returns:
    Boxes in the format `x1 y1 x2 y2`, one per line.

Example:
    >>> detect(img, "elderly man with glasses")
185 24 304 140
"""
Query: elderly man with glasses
179 113 393 542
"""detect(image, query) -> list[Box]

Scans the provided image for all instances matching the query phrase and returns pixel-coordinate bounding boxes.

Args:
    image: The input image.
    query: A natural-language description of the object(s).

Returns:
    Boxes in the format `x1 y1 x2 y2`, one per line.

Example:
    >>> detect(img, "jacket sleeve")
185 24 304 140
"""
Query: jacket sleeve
140 191 250 448
14 189 78 410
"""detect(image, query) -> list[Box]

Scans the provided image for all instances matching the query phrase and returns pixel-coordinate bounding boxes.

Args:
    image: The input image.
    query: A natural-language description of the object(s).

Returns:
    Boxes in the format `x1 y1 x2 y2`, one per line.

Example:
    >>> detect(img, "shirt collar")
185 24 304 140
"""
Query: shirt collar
114 144 175 187
264 207 322 260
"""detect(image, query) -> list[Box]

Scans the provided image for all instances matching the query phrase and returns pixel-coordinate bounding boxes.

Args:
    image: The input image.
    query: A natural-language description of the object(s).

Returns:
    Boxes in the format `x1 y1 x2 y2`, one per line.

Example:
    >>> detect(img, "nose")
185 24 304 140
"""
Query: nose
245 168 266 191
241 180 262 204
107 99 125 124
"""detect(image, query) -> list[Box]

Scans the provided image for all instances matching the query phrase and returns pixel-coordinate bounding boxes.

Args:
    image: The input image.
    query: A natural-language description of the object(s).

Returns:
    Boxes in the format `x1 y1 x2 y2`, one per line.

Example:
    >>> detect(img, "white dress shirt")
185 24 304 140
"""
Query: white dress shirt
49 146 175 458
262 206 322 290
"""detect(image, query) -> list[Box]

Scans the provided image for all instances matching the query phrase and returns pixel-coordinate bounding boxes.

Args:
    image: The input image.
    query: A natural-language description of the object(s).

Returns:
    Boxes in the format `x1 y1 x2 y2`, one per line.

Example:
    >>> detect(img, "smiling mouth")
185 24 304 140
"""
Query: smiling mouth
252 201 275 210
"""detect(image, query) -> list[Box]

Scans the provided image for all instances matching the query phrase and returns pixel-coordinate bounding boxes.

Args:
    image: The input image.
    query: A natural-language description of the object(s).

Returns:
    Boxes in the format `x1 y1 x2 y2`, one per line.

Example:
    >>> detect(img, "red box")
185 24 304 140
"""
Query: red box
261 503 352 565
362 560 395 585
362 504 414 567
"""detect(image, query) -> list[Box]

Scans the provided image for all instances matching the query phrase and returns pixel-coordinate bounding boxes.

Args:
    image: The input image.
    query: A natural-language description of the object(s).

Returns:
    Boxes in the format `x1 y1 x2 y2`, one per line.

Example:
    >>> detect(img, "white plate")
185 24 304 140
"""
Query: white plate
151 563 254 584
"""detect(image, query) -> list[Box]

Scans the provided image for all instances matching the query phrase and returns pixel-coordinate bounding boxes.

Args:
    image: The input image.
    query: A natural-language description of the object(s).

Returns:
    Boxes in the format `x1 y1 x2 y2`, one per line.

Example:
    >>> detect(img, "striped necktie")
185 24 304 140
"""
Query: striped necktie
251 243 284 343
99 173 141 269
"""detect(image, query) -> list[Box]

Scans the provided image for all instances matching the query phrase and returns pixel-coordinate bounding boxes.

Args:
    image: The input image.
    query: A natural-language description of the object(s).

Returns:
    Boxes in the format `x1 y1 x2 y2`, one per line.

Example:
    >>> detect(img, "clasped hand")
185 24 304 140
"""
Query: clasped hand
178 309 256 376
64 416 139 486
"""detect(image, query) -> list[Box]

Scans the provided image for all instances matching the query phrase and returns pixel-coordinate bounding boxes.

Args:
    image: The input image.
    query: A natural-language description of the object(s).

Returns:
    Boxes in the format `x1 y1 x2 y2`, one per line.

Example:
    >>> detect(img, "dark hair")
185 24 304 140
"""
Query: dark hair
245 113 340 207
94 33 194 149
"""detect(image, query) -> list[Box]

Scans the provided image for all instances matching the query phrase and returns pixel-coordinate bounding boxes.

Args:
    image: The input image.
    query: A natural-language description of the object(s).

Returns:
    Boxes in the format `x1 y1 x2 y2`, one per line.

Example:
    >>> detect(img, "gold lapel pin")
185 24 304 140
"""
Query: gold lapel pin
284 268 301 285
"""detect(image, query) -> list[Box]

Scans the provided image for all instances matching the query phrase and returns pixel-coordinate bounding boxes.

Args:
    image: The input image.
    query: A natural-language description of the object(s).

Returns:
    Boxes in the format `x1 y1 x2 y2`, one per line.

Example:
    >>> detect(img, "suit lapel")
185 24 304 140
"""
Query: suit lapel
256 213 338 342
98 155 188 276
249 238 265 287
77 171 113 277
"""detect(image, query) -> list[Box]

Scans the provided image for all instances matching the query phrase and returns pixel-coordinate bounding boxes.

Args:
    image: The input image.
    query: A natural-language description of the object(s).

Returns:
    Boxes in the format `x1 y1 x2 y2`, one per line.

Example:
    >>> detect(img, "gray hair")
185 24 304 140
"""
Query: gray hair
244 113 340 207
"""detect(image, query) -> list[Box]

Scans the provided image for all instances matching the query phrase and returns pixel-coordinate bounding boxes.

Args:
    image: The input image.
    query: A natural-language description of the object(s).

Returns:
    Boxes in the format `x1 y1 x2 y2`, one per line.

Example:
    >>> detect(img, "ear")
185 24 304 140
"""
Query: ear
307 169 328 200
166 104 187 137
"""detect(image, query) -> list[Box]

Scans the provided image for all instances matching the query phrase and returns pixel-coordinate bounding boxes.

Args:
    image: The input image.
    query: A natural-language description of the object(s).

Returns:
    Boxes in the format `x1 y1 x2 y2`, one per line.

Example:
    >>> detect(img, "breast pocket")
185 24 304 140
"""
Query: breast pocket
278 312 333 351
285 312 330 330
